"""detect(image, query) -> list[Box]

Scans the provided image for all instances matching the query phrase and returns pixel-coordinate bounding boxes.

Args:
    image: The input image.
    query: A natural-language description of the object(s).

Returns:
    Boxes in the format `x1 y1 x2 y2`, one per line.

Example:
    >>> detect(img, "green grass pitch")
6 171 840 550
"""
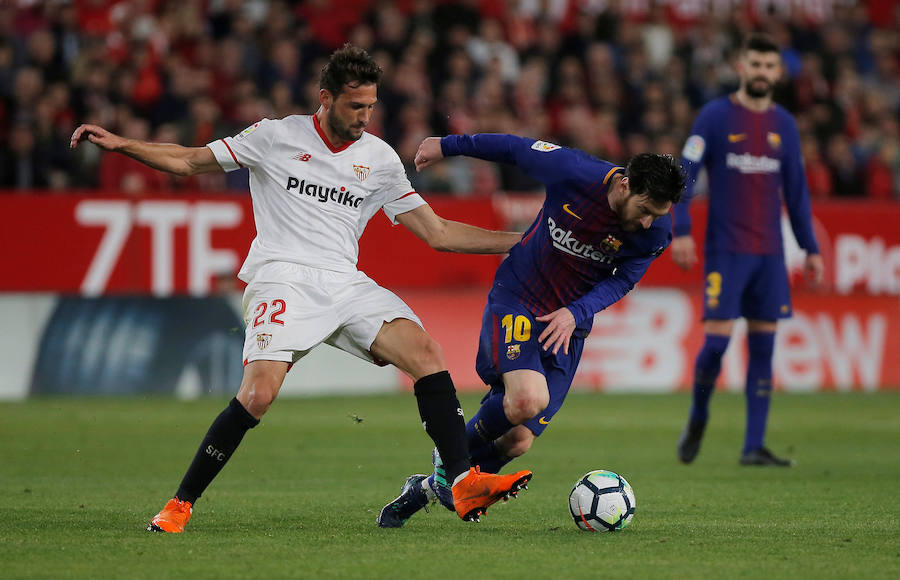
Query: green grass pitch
2 392 898 579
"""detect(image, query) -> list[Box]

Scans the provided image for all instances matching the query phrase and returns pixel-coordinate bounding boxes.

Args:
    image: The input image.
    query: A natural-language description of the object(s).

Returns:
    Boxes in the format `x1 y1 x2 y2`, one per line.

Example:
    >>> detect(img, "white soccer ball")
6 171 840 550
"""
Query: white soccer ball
568 469 636 532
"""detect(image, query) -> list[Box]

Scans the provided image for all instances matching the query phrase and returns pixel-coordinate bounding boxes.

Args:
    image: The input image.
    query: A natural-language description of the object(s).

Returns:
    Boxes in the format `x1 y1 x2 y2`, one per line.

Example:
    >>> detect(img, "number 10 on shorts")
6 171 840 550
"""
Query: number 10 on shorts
501 314 531 343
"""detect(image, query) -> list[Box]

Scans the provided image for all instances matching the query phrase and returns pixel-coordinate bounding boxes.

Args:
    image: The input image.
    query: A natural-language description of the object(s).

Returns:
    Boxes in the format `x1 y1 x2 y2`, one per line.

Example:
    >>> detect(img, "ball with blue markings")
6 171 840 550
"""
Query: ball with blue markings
568 470 636 532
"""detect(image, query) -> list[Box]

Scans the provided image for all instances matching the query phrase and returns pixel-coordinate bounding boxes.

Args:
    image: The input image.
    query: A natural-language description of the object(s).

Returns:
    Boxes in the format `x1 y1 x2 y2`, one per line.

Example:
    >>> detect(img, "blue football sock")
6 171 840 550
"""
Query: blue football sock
465 389 514 454
744 331 775 453
689 334 730 423
469 441 513 474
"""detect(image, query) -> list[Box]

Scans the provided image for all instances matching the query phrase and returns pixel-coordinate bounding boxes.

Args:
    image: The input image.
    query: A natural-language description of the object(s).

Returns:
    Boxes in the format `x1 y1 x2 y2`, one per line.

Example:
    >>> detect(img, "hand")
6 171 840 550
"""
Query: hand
414 137 444 172
671 235 697 271
536 307 577 356
805 253 825 288
70 124 128 151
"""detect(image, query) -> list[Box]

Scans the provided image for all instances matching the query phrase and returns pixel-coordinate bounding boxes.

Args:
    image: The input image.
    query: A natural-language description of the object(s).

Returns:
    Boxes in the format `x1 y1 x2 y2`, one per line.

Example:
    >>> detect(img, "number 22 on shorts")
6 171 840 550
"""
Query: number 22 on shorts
252 299 287 327
501 314 531 343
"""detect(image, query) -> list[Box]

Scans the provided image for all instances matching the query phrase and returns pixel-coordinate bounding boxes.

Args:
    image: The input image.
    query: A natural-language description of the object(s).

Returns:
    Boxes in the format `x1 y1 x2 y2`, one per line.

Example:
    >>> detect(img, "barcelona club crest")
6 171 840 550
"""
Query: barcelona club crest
353 164 370 182
256 333 272 351
506 344 521 360
767 132 782 149
600 235 622 253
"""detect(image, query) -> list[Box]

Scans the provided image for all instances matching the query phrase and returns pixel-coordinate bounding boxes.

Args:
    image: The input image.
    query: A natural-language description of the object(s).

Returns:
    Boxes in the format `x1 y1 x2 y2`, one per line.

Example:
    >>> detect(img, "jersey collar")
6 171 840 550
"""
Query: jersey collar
313 114 355 154
729 93 775 113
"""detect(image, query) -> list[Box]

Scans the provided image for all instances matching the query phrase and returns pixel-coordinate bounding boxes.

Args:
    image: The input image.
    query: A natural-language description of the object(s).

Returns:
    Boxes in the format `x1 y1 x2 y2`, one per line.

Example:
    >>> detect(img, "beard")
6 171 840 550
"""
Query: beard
327 114 365 142
745 78 774 99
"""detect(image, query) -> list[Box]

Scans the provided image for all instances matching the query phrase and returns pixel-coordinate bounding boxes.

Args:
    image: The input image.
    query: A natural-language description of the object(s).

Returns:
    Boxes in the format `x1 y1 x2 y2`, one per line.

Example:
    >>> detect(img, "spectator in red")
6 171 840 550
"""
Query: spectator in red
825 134 864 197
801 134 833 199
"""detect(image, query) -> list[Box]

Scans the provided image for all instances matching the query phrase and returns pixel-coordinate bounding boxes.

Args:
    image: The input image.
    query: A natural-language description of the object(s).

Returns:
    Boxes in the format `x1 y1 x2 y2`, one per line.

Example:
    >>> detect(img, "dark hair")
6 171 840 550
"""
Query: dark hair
625 153 686 205
319 43 383 97
742 33 779 55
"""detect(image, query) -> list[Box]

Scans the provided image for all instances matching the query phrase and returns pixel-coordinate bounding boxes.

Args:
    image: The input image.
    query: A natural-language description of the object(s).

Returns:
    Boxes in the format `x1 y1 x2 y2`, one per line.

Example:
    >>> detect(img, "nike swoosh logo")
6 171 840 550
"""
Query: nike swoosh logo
562 204 582 220
728 133 747 143
457 489 492 501
538 416 550 425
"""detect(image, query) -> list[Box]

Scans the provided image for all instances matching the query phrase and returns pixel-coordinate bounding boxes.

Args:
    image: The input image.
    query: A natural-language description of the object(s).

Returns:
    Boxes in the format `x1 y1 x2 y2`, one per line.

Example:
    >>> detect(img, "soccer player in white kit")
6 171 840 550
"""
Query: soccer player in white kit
70 44 532 532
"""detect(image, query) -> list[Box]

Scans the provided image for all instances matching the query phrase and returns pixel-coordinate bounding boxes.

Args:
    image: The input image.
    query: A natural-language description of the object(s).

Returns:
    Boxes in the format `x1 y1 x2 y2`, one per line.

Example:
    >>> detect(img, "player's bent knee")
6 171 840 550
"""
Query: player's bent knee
237 361 288 418
704 319 735 336
505 435 534 458
418 336 445 370
504 388 550 424
237 382 279 418
405 335 446 378
497 426 535 458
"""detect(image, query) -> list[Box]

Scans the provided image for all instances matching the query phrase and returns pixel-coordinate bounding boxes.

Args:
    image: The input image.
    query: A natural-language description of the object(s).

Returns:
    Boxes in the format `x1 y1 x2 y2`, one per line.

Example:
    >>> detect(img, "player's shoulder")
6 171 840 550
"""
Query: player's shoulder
237 116 299 145
557 146 616 179
357 131 402 162
635 213 673 255
689 97 731 137
649 213 673 239
697 95 732 117
772 104 799 127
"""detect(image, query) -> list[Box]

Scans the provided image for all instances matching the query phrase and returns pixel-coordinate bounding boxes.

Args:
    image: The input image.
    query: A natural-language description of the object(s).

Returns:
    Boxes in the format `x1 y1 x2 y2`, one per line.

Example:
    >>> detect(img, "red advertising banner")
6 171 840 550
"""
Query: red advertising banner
0 194 502 294
494 196 900 295
404 288 900 392
1 194 898 296
640 202 900 294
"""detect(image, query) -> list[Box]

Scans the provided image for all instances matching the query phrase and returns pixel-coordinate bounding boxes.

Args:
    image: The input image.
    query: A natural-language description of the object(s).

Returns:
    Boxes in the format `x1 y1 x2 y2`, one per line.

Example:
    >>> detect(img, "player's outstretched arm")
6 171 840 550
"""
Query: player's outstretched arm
70 123 222 177
396 204 521 254
414 137 444 172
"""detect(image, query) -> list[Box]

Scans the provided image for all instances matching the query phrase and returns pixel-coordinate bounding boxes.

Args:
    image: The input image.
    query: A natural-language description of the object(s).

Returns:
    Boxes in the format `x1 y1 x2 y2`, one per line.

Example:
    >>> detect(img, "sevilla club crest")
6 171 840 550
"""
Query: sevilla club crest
353 164 370 181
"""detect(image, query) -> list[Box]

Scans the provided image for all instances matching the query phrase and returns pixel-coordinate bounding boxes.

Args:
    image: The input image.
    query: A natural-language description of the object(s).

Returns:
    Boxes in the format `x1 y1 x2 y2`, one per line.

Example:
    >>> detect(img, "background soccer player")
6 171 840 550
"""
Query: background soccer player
377 134 685 527
672 34 825 467
71 44 532 533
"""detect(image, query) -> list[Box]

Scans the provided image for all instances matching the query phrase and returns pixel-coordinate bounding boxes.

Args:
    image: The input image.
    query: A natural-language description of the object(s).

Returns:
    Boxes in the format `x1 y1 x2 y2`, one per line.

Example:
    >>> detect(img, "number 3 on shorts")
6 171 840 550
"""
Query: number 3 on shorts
252 299 287 327
501 314 531 343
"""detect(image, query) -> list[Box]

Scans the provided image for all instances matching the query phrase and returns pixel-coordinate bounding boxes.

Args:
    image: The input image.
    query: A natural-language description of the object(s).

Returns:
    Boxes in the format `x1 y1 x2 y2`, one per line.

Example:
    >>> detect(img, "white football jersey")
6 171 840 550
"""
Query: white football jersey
207 115 426 282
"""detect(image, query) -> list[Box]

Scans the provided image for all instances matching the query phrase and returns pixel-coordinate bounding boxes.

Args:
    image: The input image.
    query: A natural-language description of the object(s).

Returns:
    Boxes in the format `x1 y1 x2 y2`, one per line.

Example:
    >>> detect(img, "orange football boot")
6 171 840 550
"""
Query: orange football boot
451 466 532 522
147 498 193 533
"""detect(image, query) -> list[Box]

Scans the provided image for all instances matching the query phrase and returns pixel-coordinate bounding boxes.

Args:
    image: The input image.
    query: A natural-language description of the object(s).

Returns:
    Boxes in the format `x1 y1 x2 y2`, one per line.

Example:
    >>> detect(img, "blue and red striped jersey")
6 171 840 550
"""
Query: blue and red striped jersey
441 134 672 331
673 95 819 255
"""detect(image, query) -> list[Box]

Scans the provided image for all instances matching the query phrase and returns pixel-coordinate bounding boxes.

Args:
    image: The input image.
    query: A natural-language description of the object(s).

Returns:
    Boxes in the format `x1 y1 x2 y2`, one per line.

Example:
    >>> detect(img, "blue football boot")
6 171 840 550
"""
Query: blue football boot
428 448 456 511
376 474 430 528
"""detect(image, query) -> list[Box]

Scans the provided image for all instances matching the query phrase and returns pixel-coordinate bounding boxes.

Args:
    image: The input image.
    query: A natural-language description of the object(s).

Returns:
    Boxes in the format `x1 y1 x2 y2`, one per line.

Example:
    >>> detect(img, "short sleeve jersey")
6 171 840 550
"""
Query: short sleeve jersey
207 115 425 281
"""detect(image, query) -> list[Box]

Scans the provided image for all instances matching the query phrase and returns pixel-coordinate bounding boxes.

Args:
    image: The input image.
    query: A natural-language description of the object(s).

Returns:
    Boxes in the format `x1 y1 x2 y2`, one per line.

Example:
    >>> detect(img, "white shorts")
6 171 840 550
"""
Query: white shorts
241 262 423 366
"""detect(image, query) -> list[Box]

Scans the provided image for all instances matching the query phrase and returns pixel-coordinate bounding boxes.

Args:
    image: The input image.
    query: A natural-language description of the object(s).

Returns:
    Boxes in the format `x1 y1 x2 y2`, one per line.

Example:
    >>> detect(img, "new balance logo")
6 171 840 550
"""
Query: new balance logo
291 152 312 161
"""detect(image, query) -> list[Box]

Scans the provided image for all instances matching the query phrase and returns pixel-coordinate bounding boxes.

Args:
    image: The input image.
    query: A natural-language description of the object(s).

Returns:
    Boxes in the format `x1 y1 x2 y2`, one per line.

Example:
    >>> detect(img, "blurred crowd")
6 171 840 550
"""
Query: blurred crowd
0 0 898 200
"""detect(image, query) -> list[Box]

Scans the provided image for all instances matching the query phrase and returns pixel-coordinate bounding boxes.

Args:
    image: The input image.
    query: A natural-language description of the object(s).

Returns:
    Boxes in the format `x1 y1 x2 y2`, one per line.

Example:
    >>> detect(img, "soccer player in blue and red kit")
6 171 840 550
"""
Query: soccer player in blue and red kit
673 34 824 467
377 134 685 527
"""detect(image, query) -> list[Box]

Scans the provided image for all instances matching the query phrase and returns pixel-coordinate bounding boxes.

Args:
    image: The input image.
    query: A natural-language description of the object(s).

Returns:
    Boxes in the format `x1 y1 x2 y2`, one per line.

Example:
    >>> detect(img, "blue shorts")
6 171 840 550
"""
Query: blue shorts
702 251 792 321
475 289 585 437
